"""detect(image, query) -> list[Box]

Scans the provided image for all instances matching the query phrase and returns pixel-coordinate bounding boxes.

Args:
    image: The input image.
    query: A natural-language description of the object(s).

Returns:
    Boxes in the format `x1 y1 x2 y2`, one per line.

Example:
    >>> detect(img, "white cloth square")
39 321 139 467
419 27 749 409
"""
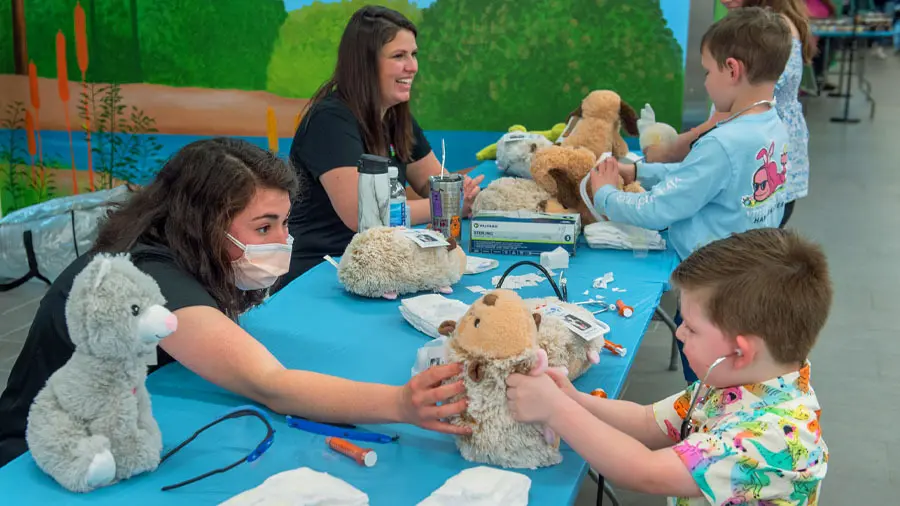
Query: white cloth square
417 466 531 506
400 294 470 339
584 221 666 251
219 467 368 506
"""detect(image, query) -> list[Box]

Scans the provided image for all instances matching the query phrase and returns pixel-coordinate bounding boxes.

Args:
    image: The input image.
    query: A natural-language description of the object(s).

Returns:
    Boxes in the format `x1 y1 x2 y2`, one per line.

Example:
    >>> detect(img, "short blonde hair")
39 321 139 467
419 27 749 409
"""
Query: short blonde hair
671 229 832 363
701 7 793 85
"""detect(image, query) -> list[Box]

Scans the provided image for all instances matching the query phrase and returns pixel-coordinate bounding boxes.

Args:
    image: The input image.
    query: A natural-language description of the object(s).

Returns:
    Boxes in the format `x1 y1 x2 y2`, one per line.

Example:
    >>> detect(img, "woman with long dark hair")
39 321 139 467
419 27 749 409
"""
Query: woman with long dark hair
0 138 470 467
279 5 484 290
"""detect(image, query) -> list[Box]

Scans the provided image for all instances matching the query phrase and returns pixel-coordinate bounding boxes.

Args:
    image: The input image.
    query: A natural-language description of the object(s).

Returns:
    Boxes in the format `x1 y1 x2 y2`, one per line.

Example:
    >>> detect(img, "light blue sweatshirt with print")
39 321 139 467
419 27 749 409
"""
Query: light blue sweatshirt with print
592 109 789 261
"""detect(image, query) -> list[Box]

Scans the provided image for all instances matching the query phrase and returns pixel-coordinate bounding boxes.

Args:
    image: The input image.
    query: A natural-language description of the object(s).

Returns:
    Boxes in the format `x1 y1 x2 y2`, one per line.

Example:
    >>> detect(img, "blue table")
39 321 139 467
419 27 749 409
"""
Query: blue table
1 227 679 505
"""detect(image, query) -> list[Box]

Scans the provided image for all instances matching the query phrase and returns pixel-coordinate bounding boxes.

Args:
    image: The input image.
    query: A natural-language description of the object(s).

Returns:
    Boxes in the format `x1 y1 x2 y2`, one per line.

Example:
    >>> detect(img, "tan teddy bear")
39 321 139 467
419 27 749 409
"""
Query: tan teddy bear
436 290 608 469
437 289 562 469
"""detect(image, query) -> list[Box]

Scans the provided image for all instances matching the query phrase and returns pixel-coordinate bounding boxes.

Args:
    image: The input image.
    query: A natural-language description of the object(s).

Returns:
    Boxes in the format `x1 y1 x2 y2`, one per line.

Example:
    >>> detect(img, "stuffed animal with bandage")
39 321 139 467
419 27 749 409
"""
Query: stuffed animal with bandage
26 253 177 492
437 289 562 469
338 227 466 299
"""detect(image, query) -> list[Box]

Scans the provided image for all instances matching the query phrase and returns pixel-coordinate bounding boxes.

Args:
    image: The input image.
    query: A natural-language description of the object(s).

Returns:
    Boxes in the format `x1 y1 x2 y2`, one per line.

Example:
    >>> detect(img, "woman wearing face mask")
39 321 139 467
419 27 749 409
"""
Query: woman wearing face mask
0 138 470 467
275 5 484 292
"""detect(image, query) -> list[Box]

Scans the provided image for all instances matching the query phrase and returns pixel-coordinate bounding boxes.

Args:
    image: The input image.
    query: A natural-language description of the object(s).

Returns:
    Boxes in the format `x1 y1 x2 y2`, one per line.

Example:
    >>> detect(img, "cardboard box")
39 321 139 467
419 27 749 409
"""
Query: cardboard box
469 211 581 256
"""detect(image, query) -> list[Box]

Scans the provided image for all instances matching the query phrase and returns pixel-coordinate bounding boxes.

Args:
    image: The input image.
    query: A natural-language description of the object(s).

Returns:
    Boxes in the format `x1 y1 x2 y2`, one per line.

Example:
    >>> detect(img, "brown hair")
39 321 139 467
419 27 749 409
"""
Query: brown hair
91 138 299 319
742 0 815 63
701 7 793 85
671 228 833 364
305 5 419 162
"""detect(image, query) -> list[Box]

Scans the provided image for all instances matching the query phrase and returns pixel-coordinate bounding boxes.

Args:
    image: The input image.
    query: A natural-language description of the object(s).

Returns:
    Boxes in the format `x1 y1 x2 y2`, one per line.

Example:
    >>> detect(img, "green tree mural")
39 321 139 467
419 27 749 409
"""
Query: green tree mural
412 0 684 131
139 0 286 90
266 0 421 99
1 0 285 91
0 1 13 75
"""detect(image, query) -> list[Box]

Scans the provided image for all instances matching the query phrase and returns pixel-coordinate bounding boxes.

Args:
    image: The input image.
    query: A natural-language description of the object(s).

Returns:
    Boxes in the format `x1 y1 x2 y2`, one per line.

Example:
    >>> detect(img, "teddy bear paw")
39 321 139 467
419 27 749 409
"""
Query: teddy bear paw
588 350 601 364
382 291 399 300
437 286 453 294
85 449 116 488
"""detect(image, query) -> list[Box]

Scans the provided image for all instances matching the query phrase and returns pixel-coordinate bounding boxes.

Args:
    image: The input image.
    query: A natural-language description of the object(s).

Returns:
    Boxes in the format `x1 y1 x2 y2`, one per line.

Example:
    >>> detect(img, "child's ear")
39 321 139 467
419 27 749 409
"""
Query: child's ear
733 335 756 368
724 57 742 82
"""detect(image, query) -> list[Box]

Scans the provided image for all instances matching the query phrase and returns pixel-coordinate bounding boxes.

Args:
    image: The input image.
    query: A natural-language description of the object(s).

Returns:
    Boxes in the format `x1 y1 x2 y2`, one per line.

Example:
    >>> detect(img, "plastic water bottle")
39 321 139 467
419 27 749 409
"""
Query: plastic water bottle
388 166 409 228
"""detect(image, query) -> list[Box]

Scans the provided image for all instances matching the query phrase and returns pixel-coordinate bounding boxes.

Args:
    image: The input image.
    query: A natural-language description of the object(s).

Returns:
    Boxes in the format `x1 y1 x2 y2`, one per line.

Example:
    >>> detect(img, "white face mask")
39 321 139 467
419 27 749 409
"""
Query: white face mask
226 233 293 291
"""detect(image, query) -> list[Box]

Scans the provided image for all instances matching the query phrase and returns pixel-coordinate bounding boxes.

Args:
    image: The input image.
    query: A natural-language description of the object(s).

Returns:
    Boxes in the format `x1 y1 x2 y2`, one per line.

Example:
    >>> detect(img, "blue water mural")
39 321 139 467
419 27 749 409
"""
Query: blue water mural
283 0 691 67
1 129 642 185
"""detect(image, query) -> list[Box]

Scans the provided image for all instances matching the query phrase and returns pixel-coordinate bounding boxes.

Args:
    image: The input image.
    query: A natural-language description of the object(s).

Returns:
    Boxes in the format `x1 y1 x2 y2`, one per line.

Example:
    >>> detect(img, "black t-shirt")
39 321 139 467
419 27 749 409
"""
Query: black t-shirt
280 93 432 289
0 243 218 467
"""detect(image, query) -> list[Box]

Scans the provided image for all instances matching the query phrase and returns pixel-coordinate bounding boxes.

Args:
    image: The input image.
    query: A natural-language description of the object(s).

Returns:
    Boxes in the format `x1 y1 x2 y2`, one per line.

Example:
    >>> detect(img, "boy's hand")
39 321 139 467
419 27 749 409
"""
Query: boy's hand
506 372 570 424
545 367 579 400
619 162 636 185
590 157 620 194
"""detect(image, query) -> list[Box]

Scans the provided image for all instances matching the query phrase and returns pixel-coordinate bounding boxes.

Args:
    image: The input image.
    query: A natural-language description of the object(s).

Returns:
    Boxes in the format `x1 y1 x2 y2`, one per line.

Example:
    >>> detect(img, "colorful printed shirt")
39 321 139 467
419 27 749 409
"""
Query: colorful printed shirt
652 362 828 505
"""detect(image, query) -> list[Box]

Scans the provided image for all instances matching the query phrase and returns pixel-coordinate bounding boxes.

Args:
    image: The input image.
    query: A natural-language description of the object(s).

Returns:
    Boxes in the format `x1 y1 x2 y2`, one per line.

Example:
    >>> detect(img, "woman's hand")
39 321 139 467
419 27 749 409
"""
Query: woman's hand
462 175 485 218
399 363 472 435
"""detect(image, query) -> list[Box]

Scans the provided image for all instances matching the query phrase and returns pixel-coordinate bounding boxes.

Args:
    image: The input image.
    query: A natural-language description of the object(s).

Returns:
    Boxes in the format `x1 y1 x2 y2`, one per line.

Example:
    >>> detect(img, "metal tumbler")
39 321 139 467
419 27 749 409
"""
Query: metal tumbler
429 174 464 241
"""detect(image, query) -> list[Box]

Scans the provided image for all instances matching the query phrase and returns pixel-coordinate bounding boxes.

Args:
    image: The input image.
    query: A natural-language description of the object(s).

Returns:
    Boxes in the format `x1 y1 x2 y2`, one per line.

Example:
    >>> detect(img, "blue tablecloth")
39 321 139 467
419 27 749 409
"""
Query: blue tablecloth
1 222 679 506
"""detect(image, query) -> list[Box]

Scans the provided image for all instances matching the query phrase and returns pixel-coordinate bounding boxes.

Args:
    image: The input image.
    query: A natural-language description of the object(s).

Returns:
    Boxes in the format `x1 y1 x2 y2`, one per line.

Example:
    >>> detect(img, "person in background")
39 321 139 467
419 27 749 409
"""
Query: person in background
647 0 813 229
807 0 839 89
0 138 471 468
278 5 483 291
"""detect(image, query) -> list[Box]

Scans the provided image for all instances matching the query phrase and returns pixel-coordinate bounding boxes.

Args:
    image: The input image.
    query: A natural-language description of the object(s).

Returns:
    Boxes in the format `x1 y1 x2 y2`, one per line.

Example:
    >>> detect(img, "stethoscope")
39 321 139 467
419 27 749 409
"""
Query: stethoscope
679 349 742 441
714 98 777 126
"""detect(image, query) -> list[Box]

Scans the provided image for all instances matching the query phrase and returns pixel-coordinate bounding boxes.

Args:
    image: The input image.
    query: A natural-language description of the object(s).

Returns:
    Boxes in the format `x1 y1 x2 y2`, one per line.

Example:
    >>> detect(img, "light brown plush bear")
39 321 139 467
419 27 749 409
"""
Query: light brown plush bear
438 289 562 469
437 290 607 469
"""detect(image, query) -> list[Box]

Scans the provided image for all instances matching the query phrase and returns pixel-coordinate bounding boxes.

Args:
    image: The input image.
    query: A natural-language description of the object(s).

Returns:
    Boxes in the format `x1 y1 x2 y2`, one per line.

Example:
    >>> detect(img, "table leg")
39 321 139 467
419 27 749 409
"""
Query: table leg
654 306 680 371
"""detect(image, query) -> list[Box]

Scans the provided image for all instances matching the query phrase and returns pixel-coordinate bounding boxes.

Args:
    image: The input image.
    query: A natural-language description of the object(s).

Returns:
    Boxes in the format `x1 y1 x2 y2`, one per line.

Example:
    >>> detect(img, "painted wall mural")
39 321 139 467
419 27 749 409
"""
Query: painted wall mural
0 0 689 216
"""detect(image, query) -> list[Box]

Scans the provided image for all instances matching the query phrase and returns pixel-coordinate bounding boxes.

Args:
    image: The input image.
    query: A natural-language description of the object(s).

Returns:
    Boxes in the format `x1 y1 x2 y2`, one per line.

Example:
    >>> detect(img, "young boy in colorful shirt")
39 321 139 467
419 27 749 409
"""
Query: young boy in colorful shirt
506 228 831 505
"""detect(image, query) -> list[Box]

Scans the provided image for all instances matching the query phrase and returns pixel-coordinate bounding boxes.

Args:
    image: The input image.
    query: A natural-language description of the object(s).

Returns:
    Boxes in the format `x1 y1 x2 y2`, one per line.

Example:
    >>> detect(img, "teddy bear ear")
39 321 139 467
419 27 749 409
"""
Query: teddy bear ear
548 169 581 210
438 320 457 336
446 236 457 251
619 100 640 136
533 312 542 330
482 293 498 306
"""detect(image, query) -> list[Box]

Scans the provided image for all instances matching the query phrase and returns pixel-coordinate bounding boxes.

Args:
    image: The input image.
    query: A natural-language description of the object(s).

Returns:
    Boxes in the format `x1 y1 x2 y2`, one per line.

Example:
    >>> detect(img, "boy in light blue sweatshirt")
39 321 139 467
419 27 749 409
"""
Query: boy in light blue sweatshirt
591 7 793 382
590 7 792 263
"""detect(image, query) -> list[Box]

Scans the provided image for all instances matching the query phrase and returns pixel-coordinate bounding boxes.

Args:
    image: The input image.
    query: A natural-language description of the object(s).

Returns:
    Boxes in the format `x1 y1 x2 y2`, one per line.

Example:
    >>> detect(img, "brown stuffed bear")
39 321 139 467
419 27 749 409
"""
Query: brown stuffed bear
529 90 645 225
438 289 562 469
558 90 640 159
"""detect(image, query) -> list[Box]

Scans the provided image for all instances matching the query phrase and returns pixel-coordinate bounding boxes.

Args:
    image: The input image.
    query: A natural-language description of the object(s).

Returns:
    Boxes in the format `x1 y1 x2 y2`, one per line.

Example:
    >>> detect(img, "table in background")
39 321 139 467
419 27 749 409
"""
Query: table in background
0 220 679 506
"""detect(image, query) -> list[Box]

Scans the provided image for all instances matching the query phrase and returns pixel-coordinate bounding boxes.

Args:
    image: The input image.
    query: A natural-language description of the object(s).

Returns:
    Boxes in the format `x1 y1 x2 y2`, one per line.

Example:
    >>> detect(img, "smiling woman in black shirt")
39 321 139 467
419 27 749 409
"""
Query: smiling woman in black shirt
0 138 470 468
279 5 484 290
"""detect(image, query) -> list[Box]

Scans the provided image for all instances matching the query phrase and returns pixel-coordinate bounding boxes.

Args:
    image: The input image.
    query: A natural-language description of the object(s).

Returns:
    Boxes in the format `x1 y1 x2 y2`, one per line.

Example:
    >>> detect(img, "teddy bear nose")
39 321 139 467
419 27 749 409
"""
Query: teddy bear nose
165 313 178 333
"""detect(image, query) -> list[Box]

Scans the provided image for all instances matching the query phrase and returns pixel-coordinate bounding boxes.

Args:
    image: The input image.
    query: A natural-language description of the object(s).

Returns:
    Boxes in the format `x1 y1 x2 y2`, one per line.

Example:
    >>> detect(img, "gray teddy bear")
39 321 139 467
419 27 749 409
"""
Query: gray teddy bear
25 253 178 492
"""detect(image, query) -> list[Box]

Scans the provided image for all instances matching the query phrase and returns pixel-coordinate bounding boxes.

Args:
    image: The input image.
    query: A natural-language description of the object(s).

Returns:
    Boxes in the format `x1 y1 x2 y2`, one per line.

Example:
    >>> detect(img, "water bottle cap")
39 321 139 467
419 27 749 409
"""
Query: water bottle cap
358 154 390 174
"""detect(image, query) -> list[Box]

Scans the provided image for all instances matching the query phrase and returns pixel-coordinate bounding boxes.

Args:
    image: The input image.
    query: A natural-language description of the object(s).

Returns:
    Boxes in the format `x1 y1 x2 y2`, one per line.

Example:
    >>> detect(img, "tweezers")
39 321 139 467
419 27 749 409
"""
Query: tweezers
285 416 399 444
